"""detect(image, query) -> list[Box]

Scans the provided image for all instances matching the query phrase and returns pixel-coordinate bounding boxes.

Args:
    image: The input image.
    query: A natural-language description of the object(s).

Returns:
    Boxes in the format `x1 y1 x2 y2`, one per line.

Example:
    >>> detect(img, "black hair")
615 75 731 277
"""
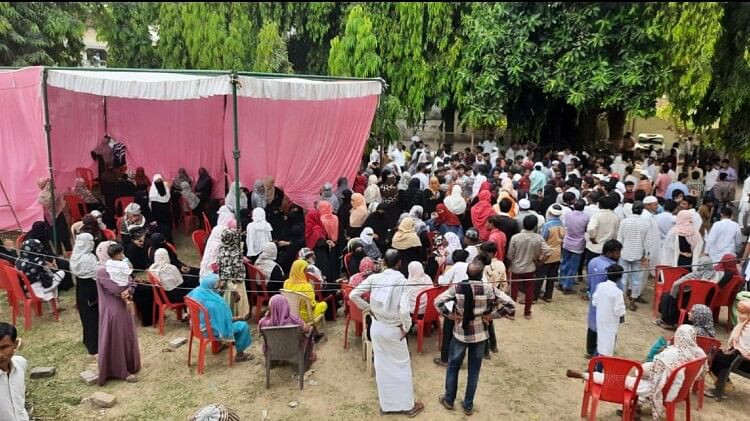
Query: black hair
719 172 728 181
107 243 125 258
631 201 644 215
574 199 586 211
0 322 18 342
663 200 678 213
671 189 685 200
634 190 646 202
452 249 469 263
721 207 733 218
480 241 497 255
602 239 623 255
684 195 697 208
499 198 512 213
523 215 537 231
691 171 700 180
562 192 576 204
606 264 624 283
678 173 688 180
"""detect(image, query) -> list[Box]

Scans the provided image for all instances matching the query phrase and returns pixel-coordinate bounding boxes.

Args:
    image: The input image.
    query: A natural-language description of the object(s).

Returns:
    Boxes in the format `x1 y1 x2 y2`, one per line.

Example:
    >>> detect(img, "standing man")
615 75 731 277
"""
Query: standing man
0 323 28 421
507 216 551 319
585 194 620 267
705 208 743 262
350 250 424 417
435 260 515 416
592 265 626 356
585 240 622 358
617 201 653 311
559 200 590 294
712 172 735 218
536 205 565 302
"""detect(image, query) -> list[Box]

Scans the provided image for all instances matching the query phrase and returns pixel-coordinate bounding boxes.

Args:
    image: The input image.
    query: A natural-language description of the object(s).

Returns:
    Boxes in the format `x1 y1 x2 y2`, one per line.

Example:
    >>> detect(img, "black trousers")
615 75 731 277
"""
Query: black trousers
535 262 560 300
485 321 497 356
440 318 455 363
586 328 597 356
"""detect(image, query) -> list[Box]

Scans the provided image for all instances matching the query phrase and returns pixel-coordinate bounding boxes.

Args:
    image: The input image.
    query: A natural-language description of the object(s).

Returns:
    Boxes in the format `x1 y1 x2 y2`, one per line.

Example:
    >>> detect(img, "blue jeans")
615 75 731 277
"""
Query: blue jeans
560 249 583 290
444 338 485 411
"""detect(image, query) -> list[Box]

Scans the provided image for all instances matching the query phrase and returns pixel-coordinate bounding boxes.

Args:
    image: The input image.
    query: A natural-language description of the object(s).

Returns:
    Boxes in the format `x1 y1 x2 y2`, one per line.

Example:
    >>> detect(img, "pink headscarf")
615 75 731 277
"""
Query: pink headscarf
730 301 750 360
674 210 699 247
258 295 305 352
318 200 339 242
471 190 496 241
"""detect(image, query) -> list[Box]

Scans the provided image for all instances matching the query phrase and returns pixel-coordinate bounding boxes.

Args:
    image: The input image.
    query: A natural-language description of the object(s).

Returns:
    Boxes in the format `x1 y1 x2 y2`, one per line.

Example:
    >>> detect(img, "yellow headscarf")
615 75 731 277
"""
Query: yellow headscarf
287 259 309 284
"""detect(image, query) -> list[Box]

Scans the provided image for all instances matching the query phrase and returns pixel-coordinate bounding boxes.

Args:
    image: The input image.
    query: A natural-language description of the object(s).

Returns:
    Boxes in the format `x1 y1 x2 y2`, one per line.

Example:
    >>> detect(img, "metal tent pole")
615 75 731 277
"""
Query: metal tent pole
230 72 241 229
41 68 59 252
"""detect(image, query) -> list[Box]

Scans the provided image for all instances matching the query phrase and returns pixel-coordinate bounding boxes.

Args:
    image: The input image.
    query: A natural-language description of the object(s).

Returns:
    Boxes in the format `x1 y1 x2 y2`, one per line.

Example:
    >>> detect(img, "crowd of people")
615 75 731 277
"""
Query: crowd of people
2 132 750 419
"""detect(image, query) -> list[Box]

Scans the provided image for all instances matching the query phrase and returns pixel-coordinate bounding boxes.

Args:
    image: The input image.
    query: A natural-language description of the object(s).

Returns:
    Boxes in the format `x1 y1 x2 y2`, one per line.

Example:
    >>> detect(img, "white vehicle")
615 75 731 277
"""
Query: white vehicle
635 133 665 152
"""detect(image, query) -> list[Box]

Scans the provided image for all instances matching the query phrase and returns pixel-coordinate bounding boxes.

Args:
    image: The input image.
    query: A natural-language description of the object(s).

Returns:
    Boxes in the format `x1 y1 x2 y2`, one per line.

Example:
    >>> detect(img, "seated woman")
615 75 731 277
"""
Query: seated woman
71 177 105 212
148 174 174 241
123 229 154 327
259 295 316 365
193 167 214 216
407 262 434 316
283 260 327 326
24 221 73 290
149 232 199 281
345 239 367 277
567 325 706 419
689 304 716 338
15 239 64 302
430 204 464 240
120 203 147 245
391 217 426 277
706 300 750 399
217 228 251 320
179 181 200 214
149 248 199 303
349 257 376 288
359 228 382 262
187 273 253 362
71 213 105 244
655 256 726 328
253 242 285 295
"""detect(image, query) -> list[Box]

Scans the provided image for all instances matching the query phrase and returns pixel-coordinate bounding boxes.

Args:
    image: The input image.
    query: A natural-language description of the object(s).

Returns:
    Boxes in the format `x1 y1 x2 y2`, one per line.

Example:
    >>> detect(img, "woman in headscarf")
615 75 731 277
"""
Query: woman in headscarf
379 170 400 227
359 227 382 262
707 300 750 398
15 238 63 304
224 181 247 215
349 193 368 238
397 172 412 201
133 167 150 192
407 261 434 315
319 182 340 213
431 203 464 240
194 168 213 215
179 181 200 212
187 273 253 362
423 176 444 217
471 190 496 241
338 190 353 245
259 294 315 365
148 174 173 241
263 177 286 240
246 208 273 259
689 304 716 338
364 174 382 207
253 242 285 295
661 210 703 268
120 202 147 245
442 232 462 265
443 184 467 217
173 168 193 188
217 227 250 319
656 256 724 328
494 188 519 218
363 204 389 254
400 178 423 215
348 256 376 288
25 220 74 290
70 233 99 355
567 325 705 419
390 217 425 276
278 225 306 277
305 209 338 284
72 214 105 244
37 176 70 252
283 260 328 325
96 240 141 385
250 180 267 210
125 229 150 271
72 177 104 212
336 177 351 204
199 211 235 276
149 248 197 304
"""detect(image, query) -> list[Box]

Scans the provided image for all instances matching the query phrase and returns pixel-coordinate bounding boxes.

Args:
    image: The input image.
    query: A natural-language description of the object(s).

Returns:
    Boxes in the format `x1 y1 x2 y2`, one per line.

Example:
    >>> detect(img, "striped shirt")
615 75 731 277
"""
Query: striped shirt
616 214 653 261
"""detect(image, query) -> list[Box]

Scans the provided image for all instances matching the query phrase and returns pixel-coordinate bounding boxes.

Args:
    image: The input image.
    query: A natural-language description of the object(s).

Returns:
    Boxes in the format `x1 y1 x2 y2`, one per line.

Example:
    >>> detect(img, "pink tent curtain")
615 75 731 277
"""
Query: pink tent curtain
224 95 378 209
107 96 226 197
0 68 47 231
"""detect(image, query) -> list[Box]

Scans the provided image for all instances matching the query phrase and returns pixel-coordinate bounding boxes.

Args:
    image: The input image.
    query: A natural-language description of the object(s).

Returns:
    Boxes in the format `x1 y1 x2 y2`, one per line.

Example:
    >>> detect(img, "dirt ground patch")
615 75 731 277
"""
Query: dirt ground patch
6 234 750 420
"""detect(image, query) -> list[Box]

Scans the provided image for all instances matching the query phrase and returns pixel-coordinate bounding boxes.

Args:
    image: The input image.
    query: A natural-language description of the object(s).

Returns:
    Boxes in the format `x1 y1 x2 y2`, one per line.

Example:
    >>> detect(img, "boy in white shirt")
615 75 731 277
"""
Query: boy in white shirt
0 322 29 421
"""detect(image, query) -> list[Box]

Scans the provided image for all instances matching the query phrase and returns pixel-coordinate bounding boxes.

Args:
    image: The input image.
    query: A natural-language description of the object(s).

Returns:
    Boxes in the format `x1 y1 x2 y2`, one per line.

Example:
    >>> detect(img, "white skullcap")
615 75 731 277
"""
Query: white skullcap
519 198 531 210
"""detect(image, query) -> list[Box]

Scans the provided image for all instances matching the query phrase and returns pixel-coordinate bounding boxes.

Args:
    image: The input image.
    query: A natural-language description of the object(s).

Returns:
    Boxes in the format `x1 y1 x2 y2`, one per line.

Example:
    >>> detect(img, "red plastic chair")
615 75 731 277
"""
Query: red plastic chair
115 216 123 237
432 261 446 285
245 263 270 323
412 286 447 353
180 196 199 235
75 167 96 190
343 253 353 278
675 280 719 326
102 228 116 241
694 336 721 410
147 272 186 336
580 356 643 421
191 230 208 257
342 283 365 349
654 265 689 317
114 196 135 217
1 265 59 330
307 272 336 321
184 296 234 375
64 194 87 223
711 275 744 331
0 261 18 315
661 357 707 421
15 234 26 250
202 213 211 235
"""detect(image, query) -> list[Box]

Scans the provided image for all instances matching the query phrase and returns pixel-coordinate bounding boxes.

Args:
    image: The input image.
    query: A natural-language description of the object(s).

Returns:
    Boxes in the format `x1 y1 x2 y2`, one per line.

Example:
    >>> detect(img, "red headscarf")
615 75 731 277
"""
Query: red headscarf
318 200 339 242
353 174 367 194
471 190 496 241
435 204 461 227
714 253 739 276
304 210 327 249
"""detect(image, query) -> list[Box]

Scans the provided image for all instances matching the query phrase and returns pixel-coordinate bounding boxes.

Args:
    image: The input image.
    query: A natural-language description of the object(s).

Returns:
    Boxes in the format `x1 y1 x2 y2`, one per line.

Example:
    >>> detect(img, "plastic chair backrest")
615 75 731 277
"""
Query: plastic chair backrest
657 265 689 290
148 272 175 306
17 270 43 302
0 265 25 300
280 289 312 320
677 280 718 311
260 325 304 361
587 356 644 403
15 234 26 250
64 194 85 222
114 196 135 216
306 272 325 300
412 286 447 324
75 167 95 189
696 336 722 357
713 275 743 308
245 263 269 297
202 213 211 234
343 253 353 277
192 230 208 256
184 296 217 341
662 357 707 403
432 262 446 284
0 261 12 291
102 229 116 241
346 292 364 324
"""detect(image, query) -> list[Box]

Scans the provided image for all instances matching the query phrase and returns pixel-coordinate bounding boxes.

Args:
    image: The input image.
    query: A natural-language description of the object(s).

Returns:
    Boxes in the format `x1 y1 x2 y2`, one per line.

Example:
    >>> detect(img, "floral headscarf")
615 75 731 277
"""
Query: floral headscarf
218 228 245 284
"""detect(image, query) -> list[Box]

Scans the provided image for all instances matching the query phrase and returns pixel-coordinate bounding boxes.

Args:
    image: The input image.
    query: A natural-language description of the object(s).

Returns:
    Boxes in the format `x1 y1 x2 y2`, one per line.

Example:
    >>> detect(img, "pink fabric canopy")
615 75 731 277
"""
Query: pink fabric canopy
0 67 381 231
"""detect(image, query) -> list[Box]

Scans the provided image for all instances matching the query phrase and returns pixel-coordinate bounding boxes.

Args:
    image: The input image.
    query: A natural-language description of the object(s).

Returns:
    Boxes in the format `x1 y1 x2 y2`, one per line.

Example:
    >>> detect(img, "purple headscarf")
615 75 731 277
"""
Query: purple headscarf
258 295 305 352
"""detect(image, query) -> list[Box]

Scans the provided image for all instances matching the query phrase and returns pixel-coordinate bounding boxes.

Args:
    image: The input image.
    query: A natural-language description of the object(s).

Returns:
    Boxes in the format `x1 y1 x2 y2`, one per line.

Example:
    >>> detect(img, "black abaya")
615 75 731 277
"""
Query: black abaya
75 277 99 354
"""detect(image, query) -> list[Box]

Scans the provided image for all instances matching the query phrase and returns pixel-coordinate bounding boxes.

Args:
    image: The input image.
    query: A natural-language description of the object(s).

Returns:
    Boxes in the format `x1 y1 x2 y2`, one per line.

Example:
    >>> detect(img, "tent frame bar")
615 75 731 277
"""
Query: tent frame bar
41 68 59 252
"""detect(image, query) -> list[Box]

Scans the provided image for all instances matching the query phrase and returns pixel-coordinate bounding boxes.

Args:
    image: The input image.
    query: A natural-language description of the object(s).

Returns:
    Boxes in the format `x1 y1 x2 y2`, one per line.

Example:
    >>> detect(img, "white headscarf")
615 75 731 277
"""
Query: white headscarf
180 181 200 210
200 216 235 277
472 174 488 199
253 242 282 282
246 208 273 257
70 233 98 279
408 261 434 314
360 227 375 246
96 240 116 263
443 185 467 215
149 174 171 204
148 248 184 291
398 172 412 191
364 175 382 205
444 232 462 261
224 181 247 213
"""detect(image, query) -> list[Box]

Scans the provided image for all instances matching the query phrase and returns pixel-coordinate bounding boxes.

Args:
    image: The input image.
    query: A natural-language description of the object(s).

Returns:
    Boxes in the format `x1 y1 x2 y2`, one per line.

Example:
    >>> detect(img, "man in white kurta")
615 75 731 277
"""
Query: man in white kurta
350 250 423 415
591 265 626 356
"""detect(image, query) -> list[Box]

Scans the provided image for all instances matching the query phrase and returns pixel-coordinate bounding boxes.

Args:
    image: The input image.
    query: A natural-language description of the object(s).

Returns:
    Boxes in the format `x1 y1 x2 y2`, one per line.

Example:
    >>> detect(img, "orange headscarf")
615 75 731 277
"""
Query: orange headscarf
318 201 339 242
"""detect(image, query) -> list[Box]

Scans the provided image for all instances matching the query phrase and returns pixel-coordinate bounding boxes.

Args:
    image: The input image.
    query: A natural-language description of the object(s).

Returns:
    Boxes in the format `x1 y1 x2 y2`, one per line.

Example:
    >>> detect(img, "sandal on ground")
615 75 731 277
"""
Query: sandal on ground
405 401 425 418
433 357 448 367
125 374 138 383
438 395 454 410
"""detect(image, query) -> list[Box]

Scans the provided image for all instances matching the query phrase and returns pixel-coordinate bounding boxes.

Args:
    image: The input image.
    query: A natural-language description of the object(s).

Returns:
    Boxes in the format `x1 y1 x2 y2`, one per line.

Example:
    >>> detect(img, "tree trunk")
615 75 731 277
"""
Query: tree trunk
576 108 600 150
441 100 457 134
606 108 626 143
